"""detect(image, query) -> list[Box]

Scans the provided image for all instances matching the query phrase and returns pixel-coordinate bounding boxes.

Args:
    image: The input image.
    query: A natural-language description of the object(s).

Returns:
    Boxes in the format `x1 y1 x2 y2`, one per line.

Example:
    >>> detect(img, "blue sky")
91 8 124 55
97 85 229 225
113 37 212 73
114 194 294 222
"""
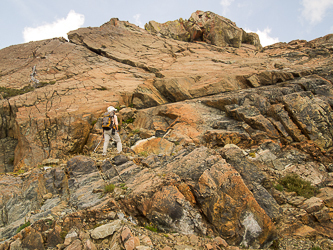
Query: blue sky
1 0 333 49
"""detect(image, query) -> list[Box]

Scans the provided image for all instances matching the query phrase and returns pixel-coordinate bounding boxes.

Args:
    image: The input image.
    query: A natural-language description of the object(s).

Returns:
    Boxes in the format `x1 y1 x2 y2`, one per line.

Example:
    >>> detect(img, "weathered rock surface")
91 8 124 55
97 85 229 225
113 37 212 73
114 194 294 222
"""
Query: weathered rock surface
0 10 333 250
145 10 261 49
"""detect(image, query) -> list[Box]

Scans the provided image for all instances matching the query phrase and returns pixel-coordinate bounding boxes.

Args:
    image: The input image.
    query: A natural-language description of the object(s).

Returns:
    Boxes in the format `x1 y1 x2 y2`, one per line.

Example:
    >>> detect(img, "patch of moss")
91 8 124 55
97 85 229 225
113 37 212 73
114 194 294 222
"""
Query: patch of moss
274 184 284 192
38 81 56 87
248 152 256 158
16 221 31 234
104 183 115 193
0 85 34 99
140 151 148 157
278 174 318 198
96 86 107 91
16 169 25 174
60 230 68 239
0 81 56 99
124 117 135 124
145 224 158 232
132 129 140 134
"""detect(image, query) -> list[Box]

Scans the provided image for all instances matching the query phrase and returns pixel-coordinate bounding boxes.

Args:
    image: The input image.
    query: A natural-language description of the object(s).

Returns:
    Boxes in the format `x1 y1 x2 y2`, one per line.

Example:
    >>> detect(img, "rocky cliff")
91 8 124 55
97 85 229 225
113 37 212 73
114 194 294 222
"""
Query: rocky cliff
0 10 333 250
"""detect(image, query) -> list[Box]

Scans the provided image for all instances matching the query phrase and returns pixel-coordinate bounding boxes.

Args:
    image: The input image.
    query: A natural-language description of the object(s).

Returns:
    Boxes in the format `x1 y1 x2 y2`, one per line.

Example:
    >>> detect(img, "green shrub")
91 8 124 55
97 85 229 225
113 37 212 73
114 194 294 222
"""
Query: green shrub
278 174 318 198
0 85 34 99
248 152 256 158
96 86 107 91
140 151 148 157
145 224 158 232
274 184 284 192
60 230 68 239
16 221 31 234
124 117 135 124
132 129 140 134
311 247 322 250
39 81 56 87
104 184 115 193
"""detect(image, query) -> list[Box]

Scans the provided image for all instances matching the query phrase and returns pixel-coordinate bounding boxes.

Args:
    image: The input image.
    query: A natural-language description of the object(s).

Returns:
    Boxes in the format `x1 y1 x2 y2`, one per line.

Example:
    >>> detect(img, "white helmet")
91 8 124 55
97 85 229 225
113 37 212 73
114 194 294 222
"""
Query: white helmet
107 106 116 112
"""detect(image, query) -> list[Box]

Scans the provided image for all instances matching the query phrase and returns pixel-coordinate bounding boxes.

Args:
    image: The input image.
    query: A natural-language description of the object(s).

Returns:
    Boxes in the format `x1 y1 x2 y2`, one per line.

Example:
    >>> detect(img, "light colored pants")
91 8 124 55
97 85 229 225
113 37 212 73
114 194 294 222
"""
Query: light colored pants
103 129 122 154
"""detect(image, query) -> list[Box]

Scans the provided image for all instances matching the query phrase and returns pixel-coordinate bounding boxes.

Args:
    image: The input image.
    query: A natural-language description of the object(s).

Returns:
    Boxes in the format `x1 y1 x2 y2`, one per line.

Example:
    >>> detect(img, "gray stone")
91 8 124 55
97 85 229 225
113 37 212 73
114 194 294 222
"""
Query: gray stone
42 158 60 166
90 220 122 239
113 155 129 166
300 197 324 214
10 239 23 250
67 155 98 178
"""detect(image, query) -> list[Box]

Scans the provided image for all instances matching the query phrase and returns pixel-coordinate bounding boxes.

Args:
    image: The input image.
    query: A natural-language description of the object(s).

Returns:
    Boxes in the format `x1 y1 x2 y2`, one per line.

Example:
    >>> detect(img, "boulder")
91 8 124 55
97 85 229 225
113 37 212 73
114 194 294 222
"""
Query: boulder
145 11 262 49
90 220 122 239
131 137 175 156
316 187 333 207
21 229 44 250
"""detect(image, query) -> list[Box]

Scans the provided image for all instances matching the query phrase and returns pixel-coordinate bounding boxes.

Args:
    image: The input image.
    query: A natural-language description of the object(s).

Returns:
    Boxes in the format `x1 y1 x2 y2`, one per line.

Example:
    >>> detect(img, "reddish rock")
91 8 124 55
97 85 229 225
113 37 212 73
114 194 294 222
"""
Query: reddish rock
132 137 175 156
205 243 214 250
83 239 97 250
197 159 275 247
177 182 196 205
66 239 83 250
21 229 44 250
300 197 324 214
145 10 261 49
46 225 63 248
293 225 316 237
121 227 133 242
317 187 333 208
140 235 153 246
214 237 228 248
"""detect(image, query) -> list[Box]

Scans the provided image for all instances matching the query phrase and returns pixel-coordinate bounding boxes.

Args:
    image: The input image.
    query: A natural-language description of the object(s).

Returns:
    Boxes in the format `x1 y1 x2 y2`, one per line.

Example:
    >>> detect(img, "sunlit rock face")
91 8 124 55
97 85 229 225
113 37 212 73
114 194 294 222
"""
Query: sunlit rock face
0 10 333 250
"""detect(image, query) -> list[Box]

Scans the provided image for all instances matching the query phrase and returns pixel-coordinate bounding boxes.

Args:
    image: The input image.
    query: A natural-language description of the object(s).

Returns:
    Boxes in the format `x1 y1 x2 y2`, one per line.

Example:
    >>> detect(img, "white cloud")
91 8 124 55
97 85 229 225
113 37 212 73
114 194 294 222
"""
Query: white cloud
23 10 85 43
220 0 234 16
133 14 144 28
245 28 279 47
301 0 333 25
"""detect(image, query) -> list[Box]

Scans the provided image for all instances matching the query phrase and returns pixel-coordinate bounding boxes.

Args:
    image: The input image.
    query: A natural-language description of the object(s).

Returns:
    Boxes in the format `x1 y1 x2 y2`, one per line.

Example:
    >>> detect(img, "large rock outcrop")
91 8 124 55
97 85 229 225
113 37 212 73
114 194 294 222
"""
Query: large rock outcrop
145 10 262 49
0 10 333 250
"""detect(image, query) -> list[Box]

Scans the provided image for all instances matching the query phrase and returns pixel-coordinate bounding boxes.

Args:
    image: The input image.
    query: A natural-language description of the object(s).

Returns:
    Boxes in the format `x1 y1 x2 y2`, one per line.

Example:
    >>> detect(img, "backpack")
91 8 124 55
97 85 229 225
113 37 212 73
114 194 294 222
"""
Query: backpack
101 111 115 130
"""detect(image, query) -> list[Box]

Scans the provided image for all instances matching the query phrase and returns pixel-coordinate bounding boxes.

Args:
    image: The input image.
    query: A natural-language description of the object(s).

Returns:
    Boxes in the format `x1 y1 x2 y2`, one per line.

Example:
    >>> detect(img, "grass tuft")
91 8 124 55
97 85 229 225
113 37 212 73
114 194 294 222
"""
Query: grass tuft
16 221 31 234
104 183 115 193
124 117 135 124
278 174 318 198
145 223 158 232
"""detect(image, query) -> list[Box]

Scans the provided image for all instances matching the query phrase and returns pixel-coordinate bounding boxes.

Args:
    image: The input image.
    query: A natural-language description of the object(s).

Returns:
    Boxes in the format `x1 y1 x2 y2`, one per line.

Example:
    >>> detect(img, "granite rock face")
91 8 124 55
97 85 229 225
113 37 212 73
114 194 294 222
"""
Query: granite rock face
0 10 333 250
145 10 262 49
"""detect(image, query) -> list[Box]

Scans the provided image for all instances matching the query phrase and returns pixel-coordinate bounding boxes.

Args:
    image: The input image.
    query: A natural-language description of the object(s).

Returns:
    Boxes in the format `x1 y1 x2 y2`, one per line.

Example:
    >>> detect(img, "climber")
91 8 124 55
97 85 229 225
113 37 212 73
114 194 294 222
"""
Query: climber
102 106 122 155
